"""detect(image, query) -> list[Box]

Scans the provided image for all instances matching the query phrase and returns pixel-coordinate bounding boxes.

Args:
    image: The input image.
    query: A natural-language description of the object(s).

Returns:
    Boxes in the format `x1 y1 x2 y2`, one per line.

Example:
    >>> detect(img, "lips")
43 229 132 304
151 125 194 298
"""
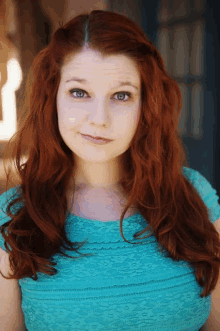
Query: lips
81 134 113 142
89 135 109 141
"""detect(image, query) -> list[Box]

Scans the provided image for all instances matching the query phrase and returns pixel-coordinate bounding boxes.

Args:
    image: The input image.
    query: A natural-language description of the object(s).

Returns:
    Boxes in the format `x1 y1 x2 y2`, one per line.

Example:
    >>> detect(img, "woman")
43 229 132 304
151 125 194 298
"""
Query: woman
0 9 220 331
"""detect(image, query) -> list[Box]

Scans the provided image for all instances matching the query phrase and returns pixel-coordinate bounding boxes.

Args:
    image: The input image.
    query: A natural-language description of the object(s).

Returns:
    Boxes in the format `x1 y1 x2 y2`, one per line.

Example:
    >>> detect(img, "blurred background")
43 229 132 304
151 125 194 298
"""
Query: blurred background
0 0 219 196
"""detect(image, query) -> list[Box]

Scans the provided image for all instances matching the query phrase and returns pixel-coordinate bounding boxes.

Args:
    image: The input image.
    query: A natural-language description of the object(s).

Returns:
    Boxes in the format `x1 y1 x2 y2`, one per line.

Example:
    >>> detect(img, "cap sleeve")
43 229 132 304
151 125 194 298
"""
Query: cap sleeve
0 186 21 252
182 167 220 224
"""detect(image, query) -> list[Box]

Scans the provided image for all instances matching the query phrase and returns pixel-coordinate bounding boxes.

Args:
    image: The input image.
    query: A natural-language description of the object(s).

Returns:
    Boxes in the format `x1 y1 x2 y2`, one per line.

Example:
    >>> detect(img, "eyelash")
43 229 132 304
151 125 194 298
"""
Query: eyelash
68 88 132 103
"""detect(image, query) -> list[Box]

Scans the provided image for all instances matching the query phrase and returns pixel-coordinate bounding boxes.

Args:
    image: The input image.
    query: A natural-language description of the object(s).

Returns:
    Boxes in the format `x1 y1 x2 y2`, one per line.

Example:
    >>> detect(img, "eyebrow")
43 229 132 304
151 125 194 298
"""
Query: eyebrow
65 77 139 91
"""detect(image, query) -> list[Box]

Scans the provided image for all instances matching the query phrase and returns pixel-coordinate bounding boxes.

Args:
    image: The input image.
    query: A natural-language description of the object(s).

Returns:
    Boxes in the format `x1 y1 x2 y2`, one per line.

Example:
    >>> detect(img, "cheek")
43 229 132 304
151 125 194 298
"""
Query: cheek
58 106 82 127
131 106 141 131
123 109 140 140
120 109 140 130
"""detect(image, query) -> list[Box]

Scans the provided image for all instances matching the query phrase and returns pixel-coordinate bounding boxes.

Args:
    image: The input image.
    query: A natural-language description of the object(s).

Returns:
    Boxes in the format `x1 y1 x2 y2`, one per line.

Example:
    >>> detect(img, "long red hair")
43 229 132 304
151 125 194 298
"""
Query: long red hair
1 9 220 298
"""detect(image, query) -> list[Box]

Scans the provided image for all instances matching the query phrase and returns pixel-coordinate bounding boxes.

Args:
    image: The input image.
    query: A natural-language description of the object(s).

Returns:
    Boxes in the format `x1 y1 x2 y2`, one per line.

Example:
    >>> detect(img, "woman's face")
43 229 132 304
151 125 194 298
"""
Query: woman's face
56 48 141 187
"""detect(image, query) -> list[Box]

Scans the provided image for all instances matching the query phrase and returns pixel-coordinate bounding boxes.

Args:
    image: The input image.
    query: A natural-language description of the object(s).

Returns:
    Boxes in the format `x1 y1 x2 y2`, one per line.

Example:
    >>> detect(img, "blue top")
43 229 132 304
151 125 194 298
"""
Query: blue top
0 166 220 331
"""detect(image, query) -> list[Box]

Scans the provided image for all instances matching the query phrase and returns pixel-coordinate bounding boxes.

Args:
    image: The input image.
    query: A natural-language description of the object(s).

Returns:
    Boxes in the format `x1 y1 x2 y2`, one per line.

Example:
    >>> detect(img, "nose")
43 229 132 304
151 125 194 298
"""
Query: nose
87 102 111 127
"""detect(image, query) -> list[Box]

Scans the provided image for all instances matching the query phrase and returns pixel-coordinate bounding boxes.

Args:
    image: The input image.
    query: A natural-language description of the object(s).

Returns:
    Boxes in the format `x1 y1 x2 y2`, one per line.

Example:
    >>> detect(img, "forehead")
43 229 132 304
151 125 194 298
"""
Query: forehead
61 49 140 83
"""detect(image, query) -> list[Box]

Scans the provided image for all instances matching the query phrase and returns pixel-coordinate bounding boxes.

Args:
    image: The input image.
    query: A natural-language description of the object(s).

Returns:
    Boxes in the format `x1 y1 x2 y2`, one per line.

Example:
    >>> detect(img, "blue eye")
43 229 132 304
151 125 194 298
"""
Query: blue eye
68 89 132 102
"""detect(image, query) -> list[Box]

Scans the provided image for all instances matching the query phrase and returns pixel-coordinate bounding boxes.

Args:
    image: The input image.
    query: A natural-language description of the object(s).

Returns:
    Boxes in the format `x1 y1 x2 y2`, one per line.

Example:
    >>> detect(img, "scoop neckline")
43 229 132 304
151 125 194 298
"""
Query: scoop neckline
67 210 140 223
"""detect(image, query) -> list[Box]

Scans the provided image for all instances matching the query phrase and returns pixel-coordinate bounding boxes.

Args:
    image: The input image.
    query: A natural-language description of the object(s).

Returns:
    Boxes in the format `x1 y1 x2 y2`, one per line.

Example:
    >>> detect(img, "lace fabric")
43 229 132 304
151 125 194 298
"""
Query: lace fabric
0 166 219 331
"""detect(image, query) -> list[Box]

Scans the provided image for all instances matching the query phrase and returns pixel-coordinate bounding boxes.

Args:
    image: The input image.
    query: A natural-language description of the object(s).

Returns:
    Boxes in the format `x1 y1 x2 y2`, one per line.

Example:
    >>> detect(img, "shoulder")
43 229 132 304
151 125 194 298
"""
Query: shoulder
0 186 22 256
0 185 22 224
182 167 220 225
0 186 21 209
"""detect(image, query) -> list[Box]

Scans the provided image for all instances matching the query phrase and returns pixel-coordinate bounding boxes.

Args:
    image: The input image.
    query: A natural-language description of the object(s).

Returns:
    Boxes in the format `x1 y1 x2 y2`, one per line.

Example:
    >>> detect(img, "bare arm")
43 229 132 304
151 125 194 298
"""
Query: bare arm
199 218 220 331
0 247 26 331
200 320 209 331
204 310 220 331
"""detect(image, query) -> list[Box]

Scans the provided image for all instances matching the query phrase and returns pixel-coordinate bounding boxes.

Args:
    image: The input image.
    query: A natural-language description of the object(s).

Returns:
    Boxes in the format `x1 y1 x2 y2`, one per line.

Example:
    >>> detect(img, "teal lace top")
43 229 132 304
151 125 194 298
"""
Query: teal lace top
0 167 220 331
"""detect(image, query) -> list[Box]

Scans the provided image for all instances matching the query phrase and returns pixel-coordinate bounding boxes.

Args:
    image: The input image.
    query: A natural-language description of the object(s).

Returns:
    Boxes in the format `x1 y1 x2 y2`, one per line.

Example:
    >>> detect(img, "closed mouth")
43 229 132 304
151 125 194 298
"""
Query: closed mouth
81 134 113 141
